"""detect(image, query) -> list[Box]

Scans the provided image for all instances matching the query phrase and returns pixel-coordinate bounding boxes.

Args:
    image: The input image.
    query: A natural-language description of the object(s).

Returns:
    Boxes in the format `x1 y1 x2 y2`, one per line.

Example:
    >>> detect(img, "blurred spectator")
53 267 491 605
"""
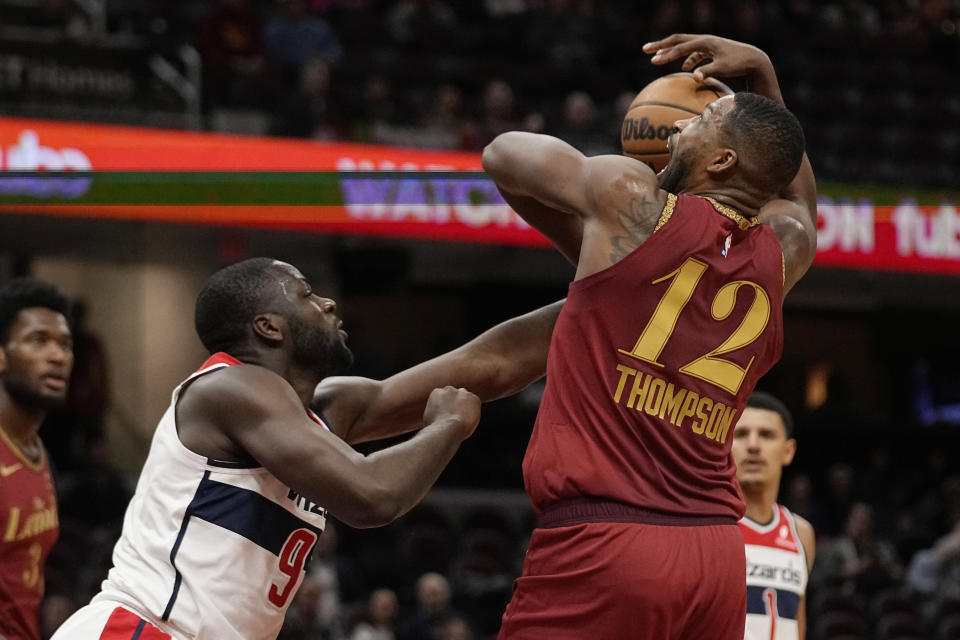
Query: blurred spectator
476 79 542 148
349 588 399 640
905 513 960 618
821 462 857 535
279 572 346 640
351 74 403 143
271 57 342 139
309 522 367 621
264 0 343 77
38 594 76 640
59 436 131 532
397 572 461 640
418 85 481 150
386 0 459 51
196 0 272 108
437 616 474 640
43 299 109 470
552 90 617 156
812 502 904 596
527 0 599 73
783 473 818 524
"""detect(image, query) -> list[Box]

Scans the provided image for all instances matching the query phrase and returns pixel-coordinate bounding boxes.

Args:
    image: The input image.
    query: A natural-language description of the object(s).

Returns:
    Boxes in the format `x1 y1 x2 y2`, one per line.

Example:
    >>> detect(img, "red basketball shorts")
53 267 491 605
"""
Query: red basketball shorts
498 521 746 640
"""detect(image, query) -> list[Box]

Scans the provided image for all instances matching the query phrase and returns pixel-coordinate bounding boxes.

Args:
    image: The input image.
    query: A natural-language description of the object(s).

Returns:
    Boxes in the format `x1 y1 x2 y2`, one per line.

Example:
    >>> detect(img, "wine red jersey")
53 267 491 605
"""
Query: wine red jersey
523 193 784 520
0 427 59 640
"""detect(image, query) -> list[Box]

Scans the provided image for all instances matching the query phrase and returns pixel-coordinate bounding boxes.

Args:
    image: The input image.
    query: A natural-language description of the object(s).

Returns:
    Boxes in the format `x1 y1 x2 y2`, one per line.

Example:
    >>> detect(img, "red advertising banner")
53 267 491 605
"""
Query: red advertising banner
1 117 959 275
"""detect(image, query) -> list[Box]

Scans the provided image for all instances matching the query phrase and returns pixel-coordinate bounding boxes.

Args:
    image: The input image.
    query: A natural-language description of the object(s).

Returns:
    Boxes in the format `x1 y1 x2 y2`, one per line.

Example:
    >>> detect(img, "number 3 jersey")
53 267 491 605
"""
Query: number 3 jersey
94 353 328 640
0 428 58 640
524 194 784 519
740 505 809 640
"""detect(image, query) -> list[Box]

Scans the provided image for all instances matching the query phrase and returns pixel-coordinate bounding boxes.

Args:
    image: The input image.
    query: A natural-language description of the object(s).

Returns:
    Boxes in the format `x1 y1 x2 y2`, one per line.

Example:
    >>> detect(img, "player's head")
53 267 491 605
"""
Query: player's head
195 258 353 374
659 92 804 204
0 278 73 411
732 391 796 493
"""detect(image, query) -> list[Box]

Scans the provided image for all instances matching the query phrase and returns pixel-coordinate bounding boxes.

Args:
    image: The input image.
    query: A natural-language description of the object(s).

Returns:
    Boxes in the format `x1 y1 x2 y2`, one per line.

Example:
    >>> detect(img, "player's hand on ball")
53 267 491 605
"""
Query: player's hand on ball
424 386 481 439
642 34 772 83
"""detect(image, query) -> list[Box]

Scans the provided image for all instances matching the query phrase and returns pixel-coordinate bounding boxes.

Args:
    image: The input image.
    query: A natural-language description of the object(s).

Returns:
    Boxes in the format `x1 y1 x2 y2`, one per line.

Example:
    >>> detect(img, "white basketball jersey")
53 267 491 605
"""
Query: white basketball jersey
740 504 808 640
94 353 329 640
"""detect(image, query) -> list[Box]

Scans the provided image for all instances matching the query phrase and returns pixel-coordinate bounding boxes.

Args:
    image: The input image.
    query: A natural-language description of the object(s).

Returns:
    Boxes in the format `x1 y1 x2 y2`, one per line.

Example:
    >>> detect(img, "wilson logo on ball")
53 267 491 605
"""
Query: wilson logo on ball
621 117 674 142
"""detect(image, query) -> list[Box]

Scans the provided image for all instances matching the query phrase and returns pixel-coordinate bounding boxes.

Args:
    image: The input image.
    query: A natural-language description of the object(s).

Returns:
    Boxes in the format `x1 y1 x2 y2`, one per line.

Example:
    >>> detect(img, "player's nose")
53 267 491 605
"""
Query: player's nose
674 116 694 131
320 297 337 313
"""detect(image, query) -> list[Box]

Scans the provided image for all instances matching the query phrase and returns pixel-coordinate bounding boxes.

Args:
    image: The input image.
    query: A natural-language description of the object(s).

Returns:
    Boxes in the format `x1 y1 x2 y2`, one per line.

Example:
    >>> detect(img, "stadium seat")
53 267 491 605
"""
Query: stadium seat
813 589 865 618
937 614 960 640
815 611 868 639
869 589 920 619
875 612 926 640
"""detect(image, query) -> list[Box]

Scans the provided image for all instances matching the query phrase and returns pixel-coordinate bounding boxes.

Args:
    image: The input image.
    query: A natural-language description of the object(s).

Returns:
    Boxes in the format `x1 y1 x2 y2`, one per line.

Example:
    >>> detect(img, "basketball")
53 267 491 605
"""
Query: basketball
621 72 734 171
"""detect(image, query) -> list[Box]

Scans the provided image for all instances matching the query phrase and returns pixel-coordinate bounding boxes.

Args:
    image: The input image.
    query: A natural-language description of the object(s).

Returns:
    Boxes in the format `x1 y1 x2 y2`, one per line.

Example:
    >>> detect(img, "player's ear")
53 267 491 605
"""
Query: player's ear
706 148 737 177
782 438 797 466
252 313 285 345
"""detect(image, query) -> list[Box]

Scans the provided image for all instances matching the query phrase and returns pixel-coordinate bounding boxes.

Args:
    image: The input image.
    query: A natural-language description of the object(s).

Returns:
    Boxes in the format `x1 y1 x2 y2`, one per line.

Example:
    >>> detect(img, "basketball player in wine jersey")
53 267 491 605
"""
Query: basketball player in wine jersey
483 35 817 639
52 258 561 640
734 392 815 640
0 278 73 640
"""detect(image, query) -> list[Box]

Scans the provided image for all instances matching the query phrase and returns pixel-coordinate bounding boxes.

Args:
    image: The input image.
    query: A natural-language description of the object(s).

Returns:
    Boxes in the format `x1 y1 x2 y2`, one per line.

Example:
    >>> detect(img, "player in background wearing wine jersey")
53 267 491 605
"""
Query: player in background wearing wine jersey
734 392 815 640
52 258 561 640
0 278 73 640
482 34 817 640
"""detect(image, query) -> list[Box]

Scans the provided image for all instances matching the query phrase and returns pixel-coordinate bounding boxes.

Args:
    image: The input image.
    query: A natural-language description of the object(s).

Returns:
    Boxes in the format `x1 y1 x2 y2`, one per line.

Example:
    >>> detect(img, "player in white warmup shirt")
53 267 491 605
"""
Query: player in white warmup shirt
52 257 560 640
733 392 816 640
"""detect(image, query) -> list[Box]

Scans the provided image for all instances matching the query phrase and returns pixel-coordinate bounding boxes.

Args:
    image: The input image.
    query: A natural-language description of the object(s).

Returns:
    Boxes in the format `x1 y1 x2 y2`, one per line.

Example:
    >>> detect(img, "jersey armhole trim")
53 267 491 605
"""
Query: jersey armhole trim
652 192 678 234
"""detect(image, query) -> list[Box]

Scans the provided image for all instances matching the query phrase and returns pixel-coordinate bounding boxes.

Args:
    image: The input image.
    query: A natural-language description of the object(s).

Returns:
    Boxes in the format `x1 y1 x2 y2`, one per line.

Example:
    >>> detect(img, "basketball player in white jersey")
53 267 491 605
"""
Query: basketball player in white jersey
733 392 816 640
52 258 561 640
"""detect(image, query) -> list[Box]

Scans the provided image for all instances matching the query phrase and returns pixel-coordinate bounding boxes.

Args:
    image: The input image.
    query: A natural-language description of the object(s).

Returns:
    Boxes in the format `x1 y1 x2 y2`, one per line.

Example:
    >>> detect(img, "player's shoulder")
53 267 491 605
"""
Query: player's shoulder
583 154 661 211
786 508 816 560
182 363 293 418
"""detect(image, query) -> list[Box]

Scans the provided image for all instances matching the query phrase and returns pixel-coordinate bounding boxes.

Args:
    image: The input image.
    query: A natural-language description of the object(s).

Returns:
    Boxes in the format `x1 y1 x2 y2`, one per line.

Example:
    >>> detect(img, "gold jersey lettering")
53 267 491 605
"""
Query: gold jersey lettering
658 384 688 425
613 364 637 403
627 370 651 409
643 378 667 416
704 402 727 439
675 392 700 428
611 363 737 446
4 507 20 542
714 406 738 443
692 396 713 434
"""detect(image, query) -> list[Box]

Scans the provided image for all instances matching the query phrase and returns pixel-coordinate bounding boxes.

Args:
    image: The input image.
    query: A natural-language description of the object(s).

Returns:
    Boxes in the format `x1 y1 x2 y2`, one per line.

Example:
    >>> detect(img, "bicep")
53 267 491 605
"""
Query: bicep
484 133 655 221
211 372 369 502
759 200 817 294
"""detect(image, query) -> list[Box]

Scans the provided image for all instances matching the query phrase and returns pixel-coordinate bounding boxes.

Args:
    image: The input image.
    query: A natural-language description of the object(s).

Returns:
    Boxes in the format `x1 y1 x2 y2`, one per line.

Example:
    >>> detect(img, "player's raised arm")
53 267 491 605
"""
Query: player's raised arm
179 366 479 529
483 132 660 269
645 33 818 292
316 299 563 445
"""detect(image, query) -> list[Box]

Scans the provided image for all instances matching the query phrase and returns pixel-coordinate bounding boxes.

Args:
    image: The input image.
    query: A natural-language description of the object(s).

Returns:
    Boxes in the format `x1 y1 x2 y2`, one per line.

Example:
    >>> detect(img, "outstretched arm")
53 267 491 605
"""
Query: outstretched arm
644 34 818 293
316 300 563 445
179 367 480 529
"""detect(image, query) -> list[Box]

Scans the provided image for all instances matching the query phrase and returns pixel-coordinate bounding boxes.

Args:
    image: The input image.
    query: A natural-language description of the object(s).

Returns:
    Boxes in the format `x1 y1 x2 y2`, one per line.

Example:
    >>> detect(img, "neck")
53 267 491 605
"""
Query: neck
684 174 766 218
741 483 779 524
0 391 46 456
695 190 764 219
229 346 325 409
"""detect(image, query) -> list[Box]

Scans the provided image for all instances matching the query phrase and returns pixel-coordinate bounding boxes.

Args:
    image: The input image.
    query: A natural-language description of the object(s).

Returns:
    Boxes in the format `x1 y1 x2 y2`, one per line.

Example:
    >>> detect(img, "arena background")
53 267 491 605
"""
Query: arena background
2 1 960 639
